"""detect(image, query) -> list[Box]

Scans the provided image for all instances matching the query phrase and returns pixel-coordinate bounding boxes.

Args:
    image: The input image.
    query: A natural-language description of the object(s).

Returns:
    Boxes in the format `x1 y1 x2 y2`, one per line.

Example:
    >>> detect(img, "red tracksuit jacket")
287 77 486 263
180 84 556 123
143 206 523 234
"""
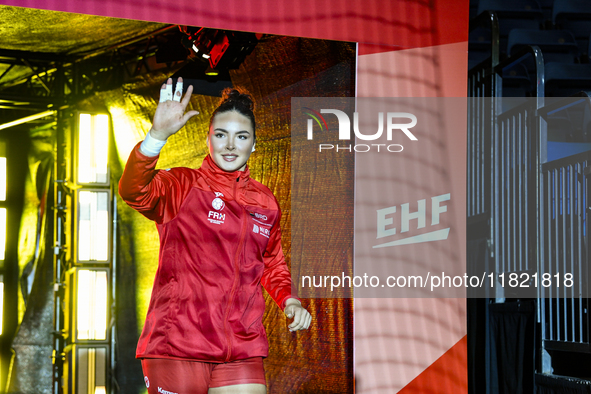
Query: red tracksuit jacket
119 143 295 362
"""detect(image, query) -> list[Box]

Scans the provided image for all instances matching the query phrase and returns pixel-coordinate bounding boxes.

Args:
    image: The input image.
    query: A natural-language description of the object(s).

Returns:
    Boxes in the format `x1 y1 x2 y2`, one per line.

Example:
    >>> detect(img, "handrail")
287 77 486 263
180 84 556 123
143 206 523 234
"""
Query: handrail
495 44 545 102
469 11 501 70
542 150 591 171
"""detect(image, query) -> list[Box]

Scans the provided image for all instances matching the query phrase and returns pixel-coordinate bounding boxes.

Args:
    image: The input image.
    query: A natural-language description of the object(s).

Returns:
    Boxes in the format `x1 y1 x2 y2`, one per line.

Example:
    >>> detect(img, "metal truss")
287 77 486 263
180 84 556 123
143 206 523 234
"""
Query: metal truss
0 25 179 128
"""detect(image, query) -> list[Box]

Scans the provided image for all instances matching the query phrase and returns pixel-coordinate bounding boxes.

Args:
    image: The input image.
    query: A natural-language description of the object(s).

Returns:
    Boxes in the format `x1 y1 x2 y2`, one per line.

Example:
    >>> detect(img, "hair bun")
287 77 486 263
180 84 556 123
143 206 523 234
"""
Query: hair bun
210 86 257 138
220 87 255 112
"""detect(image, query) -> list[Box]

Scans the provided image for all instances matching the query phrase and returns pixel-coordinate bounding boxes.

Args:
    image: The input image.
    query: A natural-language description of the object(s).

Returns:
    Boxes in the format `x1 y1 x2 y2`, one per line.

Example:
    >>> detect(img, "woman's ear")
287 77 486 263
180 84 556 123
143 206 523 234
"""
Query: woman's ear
251 143 256 153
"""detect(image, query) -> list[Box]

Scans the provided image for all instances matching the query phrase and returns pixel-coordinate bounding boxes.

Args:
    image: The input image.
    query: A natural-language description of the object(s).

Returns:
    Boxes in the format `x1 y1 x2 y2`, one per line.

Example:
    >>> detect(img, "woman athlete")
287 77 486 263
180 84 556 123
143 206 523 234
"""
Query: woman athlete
119 77 311 394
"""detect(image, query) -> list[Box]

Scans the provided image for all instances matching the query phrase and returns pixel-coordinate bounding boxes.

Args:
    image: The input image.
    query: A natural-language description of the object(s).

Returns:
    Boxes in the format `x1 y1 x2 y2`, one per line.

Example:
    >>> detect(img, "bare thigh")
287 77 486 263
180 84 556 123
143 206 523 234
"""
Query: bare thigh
141 357 266 394
208 384 266 394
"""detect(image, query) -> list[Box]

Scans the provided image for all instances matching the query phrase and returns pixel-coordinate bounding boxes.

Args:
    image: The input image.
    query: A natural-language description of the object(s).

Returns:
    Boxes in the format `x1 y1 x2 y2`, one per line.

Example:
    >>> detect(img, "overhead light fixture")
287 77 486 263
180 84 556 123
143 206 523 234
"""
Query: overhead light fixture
184 28 218 62
205 66 219 76
179 27 259 75
207 34 229 68
170 61 233 97
77 113 109 185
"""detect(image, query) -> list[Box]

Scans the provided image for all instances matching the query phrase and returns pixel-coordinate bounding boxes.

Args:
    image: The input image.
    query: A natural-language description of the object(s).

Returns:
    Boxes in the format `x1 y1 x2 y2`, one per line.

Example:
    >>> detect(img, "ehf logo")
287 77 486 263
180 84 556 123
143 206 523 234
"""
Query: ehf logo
374 193 451 247
303 107 418 153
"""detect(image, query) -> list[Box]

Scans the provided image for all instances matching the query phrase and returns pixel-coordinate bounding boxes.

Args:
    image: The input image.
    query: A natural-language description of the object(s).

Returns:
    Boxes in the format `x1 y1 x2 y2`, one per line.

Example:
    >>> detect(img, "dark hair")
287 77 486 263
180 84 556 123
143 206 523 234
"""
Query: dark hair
209 87 256 140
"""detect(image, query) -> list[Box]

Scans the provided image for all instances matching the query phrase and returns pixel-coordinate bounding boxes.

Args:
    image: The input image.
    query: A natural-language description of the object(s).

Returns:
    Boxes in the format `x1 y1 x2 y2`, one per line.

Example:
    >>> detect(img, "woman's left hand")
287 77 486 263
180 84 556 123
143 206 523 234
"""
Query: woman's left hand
284 298 312 332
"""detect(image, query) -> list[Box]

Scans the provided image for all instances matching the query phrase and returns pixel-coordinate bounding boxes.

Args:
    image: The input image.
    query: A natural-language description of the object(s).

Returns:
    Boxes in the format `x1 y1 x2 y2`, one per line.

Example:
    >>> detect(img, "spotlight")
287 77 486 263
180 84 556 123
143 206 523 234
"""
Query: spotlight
208 31 258 70
179 27 259 72
169 61 232 97
205 66 219 76
180 26 217 61
207 34 229 68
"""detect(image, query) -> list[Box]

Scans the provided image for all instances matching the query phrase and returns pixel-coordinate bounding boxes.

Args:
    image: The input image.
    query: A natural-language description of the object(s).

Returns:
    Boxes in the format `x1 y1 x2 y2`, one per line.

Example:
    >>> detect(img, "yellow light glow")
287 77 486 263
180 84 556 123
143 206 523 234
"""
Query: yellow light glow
0 157 6 201
78 191 109 262
0 281 4 335
94 115 109 183
0 110 56 131
78 113 109 184
77 270 108 341
78 114 92 183
0 208 6 260
95 387 106 394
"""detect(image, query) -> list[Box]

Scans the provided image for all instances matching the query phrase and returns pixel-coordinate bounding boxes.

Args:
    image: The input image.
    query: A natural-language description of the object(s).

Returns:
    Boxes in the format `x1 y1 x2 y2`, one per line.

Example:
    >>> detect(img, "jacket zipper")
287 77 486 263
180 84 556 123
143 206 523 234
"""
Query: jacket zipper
223 177 247 361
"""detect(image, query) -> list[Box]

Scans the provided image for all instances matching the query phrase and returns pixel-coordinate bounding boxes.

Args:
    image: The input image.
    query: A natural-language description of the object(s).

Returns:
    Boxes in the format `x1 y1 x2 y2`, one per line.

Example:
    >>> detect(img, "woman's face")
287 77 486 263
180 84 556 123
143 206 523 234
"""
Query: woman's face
207 110 255 172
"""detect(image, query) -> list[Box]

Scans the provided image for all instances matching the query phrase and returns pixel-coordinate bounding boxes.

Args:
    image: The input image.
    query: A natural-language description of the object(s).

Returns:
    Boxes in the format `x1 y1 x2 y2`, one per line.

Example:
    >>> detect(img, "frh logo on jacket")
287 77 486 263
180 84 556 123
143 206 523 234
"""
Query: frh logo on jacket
208 192 226 225
207 210 225 225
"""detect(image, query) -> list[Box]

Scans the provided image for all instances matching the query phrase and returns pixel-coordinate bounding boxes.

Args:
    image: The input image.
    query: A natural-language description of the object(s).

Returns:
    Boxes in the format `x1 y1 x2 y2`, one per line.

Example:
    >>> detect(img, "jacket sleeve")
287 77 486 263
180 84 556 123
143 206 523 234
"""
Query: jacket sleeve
118 142 193 224
260 205 299 311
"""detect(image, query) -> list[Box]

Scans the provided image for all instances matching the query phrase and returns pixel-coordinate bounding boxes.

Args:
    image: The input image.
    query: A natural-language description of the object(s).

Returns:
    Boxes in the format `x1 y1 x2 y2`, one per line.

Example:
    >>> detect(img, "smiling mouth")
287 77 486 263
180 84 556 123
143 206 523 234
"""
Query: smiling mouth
222 155 238 162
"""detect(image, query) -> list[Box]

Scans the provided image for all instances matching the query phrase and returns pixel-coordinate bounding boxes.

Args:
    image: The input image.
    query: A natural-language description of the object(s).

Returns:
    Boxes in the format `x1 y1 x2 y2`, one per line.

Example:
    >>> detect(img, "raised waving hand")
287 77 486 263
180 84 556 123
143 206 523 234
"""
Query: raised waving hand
150 77 199 141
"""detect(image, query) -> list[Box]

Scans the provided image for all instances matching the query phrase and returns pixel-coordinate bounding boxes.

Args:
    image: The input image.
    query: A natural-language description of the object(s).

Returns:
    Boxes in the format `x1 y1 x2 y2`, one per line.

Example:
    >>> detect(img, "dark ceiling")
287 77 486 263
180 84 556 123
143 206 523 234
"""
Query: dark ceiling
0 5 175 128
0 6 168 55
0 5 356 133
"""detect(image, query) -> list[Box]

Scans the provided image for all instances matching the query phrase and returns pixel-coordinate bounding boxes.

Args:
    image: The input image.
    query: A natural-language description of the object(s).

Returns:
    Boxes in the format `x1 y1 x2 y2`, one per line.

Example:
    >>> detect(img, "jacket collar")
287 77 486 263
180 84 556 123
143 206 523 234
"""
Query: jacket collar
199 155 250 197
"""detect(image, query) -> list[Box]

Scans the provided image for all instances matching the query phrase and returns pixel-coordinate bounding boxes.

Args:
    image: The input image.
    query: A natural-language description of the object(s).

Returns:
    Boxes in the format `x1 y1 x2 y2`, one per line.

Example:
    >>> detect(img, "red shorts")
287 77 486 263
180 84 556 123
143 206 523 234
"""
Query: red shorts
141 357 266 394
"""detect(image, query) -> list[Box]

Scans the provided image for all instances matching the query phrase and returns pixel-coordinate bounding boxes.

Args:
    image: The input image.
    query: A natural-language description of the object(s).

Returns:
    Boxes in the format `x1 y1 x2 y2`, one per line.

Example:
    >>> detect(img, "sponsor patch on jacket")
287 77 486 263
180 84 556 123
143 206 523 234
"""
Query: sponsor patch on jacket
158 388 177 394
250 211 270 226
252 223 270 238
254 212 267 221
